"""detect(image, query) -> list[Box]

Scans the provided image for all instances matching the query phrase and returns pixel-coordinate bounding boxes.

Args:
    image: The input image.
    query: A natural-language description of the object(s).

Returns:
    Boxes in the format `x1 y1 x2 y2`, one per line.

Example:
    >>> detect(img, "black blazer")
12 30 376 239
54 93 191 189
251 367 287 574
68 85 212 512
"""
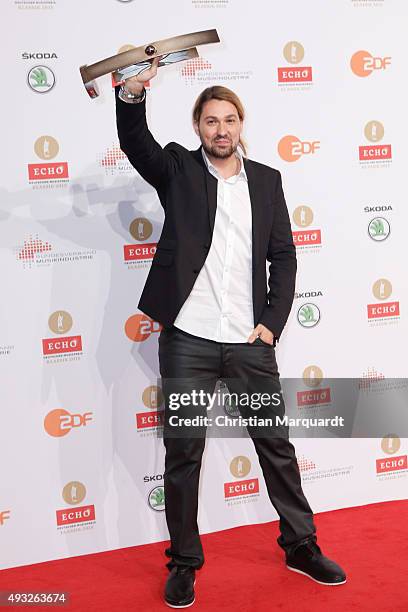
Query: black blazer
115 88 297 344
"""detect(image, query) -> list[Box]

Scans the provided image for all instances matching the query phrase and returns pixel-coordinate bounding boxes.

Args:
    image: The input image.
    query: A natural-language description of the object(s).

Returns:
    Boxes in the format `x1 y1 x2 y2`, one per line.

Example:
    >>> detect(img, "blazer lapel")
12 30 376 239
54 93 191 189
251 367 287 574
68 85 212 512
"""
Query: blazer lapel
191 147 218 234
205 170 218 234
243 157 263 271
190 148 265 261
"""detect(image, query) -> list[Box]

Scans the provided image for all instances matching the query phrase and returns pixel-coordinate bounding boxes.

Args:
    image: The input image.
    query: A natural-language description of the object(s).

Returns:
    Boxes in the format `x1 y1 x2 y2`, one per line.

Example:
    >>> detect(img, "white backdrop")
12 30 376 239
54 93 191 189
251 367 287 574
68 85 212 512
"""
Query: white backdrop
1 0 407 570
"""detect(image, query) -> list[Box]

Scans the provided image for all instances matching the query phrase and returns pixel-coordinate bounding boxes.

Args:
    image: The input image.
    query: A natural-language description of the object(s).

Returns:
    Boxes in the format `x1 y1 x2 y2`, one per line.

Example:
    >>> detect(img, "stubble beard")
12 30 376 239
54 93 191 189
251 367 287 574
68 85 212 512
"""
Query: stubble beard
202 138 238 160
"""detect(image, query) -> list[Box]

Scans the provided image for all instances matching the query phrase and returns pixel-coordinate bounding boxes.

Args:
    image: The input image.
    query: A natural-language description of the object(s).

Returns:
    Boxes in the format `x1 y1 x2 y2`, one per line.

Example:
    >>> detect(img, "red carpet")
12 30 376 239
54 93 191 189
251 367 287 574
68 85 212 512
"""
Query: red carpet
1 500 407 611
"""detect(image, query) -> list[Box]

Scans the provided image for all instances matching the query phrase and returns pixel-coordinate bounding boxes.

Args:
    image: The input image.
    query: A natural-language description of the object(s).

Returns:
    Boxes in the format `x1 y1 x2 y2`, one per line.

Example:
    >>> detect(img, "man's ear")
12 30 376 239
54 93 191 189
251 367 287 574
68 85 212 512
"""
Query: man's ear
193 121 200 137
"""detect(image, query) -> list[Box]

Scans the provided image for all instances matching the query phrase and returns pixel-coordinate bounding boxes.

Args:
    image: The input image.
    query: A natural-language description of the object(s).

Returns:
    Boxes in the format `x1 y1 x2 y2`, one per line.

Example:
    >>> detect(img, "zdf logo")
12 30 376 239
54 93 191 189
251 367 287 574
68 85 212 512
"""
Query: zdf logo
125 314 162 342
278 135 320 162
44 409 93 437
350 50 391 77
0 510 11 525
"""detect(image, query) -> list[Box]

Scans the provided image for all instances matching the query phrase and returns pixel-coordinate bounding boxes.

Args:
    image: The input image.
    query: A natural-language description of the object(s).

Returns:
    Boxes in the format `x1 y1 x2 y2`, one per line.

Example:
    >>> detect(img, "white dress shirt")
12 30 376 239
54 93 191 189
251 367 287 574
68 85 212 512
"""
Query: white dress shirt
174 147 254 342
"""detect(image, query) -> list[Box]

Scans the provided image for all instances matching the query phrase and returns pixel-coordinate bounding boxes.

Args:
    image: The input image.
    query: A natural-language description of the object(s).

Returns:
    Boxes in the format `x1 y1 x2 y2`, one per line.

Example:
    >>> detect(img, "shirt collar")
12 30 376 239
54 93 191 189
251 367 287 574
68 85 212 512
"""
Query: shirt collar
201 146 247 182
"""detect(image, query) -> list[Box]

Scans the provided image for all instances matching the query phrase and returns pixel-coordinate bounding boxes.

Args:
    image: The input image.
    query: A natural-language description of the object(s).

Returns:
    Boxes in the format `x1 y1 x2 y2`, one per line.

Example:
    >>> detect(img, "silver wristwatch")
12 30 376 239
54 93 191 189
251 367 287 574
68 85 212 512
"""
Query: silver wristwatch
118 85 146 104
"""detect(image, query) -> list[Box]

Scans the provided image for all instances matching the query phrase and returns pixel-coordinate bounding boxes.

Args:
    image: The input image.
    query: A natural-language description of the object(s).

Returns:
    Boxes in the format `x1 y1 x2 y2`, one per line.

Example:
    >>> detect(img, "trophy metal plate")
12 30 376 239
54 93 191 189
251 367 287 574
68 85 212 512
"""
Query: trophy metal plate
80 29 220 98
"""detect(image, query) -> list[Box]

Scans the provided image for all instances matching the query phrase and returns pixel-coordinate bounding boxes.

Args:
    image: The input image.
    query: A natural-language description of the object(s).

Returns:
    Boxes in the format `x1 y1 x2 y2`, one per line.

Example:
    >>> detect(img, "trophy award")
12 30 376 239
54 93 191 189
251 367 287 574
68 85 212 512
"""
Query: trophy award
79 29 220 99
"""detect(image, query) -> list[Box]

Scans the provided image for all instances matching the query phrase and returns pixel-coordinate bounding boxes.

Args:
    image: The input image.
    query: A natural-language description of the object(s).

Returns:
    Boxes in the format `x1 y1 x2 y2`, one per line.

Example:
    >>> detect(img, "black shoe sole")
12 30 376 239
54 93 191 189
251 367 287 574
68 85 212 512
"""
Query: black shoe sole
286 565 347 586
164 579 196 608
164 597 195 609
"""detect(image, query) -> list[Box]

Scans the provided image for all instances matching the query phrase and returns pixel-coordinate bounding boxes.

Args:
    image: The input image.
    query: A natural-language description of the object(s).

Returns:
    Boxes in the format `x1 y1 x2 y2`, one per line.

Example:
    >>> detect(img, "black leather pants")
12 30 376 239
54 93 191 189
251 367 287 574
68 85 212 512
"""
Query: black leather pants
158 326 317 570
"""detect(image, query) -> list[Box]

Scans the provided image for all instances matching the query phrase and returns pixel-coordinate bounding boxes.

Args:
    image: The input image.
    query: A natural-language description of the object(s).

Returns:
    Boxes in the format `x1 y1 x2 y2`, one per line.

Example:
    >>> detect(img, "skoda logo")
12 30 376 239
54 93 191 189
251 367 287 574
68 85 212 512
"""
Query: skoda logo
27 65 55 93
368 217 390 242
297 303 320 328
148 486 165 511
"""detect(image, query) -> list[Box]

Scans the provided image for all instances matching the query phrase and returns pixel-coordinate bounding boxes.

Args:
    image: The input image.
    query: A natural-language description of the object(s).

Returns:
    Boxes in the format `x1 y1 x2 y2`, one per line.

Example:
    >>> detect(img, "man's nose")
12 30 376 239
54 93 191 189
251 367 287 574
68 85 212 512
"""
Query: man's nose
217 123 228 134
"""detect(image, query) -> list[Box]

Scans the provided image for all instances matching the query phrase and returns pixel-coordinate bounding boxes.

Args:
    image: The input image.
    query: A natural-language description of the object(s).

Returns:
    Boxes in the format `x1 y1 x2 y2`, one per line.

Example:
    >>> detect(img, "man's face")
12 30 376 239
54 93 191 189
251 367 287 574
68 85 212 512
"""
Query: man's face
194 99 243 159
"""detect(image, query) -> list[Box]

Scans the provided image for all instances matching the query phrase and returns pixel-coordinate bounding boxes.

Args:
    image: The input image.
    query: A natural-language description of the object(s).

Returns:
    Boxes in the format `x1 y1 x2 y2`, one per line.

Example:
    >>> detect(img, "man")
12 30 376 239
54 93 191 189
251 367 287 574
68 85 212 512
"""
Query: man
115 57 346 608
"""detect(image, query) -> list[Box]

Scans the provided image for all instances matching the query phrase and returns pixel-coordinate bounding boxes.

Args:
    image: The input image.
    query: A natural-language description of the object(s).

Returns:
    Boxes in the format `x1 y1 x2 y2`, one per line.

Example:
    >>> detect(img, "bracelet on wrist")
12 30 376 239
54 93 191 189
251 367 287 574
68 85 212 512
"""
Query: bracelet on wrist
121 85 145 99
118 85 146 105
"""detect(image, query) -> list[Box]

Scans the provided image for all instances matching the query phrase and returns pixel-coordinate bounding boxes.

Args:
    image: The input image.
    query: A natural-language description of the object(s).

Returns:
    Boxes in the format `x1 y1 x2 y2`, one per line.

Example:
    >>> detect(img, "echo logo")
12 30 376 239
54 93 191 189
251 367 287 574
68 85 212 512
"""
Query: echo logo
381 434 400 455
376 435 407 475
292 206 322 246
129 218 153 241
224 479 259 498
298 366 332 408
230 456 251 478
136 385 165 430
28 136 69 181
350 50 391 77
278 135 320 162
359 120 391 161
376 456 407 474
62 481 86 505
42 311 83 356
44 409 93 437
48 310 72 334
297 388 331 407
367 278 399 320
303 365 323 387
142 385 164 409
124 244 157 261
0 510 11 525
367 303 399 319
56 481 95 527
56 505 95 526
224 456 259 499
278 41 312 83
124 218 156 261
42 336 82 355
136 411 164 429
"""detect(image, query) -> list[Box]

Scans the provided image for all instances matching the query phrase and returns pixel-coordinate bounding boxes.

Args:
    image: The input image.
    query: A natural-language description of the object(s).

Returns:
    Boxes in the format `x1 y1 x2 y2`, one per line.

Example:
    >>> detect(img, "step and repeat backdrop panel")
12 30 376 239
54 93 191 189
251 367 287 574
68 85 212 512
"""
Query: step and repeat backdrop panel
1 0 407 569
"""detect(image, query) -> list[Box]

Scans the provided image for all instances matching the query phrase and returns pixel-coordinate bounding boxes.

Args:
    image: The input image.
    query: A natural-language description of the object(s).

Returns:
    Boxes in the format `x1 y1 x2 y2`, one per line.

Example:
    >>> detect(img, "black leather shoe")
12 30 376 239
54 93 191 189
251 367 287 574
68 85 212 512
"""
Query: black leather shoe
286 540 346 585
165 566 196 608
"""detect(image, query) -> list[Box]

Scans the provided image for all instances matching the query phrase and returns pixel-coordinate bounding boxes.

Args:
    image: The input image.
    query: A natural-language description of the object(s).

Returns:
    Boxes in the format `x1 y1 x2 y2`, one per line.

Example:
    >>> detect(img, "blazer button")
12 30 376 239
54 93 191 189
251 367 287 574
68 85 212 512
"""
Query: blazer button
203 243 210 249
193 268 199 274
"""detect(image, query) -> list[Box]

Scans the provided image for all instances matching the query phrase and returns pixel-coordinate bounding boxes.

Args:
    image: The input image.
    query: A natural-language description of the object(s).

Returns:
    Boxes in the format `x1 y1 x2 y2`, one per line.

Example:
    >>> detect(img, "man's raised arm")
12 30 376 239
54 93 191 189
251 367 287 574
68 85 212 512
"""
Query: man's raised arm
115 56 183 190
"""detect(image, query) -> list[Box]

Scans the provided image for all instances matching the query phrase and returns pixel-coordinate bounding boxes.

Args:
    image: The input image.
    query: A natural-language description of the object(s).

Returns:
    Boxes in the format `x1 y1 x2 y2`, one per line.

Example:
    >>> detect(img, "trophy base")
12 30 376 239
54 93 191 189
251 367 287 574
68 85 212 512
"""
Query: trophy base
81 75 100 99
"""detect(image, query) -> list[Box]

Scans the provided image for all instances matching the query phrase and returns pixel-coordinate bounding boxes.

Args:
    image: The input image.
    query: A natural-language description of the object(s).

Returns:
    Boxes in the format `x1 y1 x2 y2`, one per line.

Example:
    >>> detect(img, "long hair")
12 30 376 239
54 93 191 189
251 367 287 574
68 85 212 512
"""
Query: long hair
192 86 248 157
